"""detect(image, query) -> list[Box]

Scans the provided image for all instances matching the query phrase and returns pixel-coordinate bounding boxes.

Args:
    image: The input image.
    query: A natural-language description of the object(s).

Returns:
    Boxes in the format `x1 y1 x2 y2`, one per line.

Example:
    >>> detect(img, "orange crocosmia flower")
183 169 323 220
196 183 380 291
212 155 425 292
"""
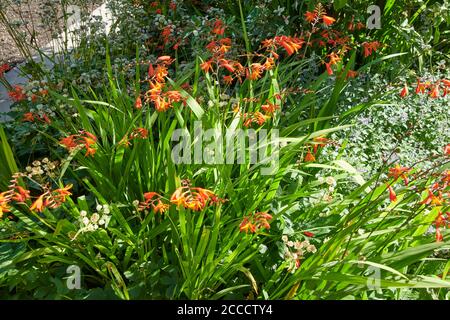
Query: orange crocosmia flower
400 84 409 98
421 190 443 206
415 79 428 94
170 187 187 207
263 57 275 70
387 185 397 203
12 186 31 202
322 15 336 26
261 103 279 114
312 136 330 153
0 192 11 218
239 217 256 233
219 59 235 73
279 38 301 56
362 41 381 57
135 96 142 109
223 75 233 85
246 63 264 81
200 60 213 73
444 144 450 156
23 112 35 122
346 70 358 79
153 200 169 214
148 63 155 78
30 194 46 212
156 56 173 64
60 135 78 150
212 19 225 35
84 146 96 157
41 113 51 124
304 151 316 162
388 164 410 185
8 85 26 102
429 85 439 98
54 184 73 198
144 192 159 201
304 11 317 23
130 127 149 139
165 90 183 103
154 96 171 112
436 228 443 242
325 62 333 75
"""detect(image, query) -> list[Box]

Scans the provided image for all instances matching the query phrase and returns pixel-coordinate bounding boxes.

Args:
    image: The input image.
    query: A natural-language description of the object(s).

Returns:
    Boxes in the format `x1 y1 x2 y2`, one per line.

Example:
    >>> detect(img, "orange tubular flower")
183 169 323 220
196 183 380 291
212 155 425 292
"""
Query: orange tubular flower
388 164 410 186
153 200 170 214
322 15 336 26
312 136 330 154
8 85 26 102
304 151 316 162
135 96 142 109
0 192 11 218
421 190 443 206
346 70 358 79
304 11 317 23
23 112 35 122
60 131 97 157
170 186 223 212
400 84 409 98
223 75 233 85
429 85 439 98
415 79 428 94
261 103 279 114
240 211 273 234
48 184 73 208
219 59 235 73
12 186 31 203
239 217 256 233
30 194 46 212
212 19 225 36
436 228 443 242
130 128 149 139
246 63 264 81
201 60 214 73
325 62 333 75
444 144 450 156
388 185 397 202
362 41 381 57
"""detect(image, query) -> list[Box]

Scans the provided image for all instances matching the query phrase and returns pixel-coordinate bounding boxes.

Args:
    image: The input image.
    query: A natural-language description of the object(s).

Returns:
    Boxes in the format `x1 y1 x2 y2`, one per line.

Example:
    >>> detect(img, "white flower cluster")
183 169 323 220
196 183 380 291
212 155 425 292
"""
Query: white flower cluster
282 235 317 272
72 204 111 240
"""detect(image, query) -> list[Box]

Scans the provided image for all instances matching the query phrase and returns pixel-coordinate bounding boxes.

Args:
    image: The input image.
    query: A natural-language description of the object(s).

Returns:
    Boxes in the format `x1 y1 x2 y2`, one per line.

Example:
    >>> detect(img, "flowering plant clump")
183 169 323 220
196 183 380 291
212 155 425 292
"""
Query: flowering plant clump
0 0 450 301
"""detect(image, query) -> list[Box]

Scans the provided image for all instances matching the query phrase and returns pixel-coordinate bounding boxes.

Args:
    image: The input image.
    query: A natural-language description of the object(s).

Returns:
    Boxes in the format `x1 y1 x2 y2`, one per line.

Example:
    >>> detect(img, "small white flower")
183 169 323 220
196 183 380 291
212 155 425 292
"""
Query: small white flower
307 244 317 253
281 235 288 242
82 217 90 226
80 210 87 217
91 213 100 223
287 241 294 247
96 204 103 212
258 244 268 254
325 176 336 186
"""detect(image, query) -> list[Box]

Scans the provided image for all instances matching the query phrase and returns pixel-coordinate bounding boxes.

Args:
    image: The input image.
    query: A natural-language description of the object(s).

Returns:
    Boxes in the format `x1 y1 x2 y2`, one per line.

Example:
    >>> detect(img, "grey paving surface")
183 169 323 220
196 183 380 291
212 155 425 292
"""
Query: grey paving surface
0 3 112 122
